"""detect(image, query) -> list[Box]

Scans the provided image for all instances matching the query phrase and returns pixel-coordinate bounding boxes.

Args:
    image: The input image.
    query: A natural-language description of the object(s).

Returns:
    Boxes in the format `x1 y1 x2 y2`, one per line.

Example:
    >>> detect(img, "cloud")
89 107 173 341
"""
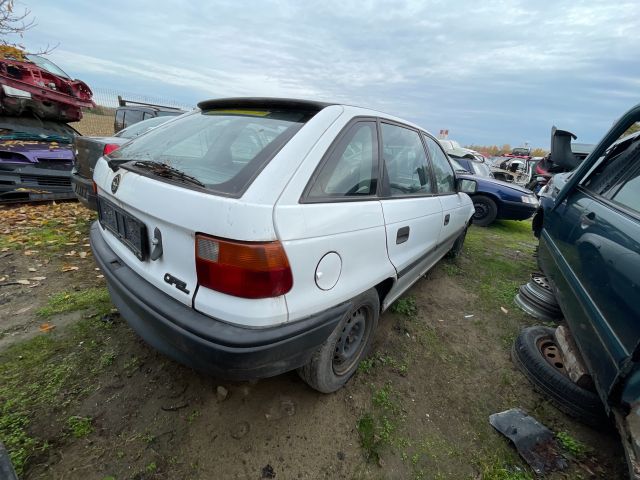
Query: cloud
19 0 640 146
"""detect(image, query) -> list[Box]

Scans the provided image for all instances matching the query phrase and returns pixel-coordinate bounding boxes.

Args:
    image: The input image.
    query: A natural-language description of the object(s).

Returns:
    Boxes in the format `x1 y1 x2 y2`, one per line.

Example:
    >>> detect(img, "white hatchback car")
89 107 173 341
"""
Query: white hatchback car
90 98 476 392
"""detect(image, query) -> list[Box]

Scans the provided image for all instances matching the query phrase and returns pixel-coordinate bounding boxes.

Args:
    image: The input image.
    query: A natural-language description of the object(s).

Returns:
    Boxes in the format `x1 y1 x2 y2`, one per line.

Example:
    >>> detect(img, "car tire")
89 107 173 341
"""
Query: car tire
472 195 498 227
298 289 380 393
446 227 467 259
511 326 607 427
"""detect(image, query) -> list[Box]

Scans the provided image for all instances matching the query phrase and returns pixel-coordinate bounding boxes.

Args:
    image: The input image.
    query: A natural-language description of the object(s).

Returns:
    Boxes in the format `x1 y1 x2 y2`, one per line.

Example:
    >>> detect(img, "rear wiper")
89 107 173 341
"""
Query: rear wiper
125 160 206 188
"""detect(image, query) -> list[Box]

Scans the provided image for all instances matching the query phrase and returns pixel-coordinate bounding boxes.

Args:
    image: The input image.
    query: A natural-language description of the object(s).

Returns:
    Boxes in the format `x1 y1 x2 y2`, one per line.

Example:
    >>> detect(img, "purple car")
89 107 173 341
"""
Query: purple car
0 116 79 203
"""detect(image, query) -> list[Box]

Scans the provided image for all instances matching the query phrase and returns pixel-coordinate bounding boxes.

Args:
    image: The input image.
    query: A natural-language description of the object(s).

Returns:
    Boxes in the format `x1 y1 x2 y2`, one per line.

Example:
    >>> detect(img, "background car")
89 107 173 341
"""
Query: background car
90 97 475 393
450 157 538 226
72 115 175 210
512 104 640 479
114 96 185 132
0 116 79 203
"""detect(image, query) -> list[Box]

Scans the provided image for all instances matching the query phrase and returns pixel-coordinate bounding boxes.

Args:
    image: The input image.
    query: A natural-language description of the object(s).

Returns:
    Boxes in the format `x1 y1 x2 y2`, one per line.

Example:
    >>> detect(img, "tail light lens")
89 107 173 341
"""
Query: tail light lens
92 180 98 194
103 143 120 156
195 234 293 299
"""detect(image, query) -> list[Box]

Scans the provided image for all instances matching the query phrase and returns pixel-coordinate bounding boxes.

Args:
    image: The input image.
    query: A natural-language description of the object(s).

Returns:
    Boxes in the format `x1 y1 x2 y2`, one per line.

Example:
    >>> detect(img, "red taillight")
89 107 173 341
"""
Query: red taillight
103 143 120 156
195 234 293 299
92 180 97 194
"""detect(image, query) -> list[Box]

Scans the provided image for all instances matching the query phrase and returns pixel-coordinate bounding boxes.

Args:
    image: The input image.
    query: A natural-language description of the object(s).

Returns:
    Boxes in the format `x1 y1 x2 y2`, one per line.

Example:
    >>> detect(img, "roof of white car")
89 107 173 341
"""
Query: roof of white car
196 97 428 135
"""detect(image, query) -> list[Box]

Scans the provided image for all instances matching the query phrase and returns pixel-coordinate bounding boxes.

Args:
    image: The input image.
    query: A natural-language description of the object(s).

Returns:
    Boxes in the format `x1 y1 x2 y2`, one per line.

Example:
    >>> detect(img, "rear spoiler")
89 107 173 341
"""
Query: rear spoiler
197 97 335 112
549 126 578 170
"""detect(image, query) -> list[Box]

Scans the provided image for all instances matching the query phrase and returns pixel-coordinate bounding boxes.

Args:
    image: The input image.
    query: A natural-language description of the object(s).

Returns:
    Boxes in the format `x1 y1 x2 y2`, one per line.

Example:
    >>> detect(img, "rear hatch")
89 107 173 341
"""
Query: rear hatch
93 101 326 307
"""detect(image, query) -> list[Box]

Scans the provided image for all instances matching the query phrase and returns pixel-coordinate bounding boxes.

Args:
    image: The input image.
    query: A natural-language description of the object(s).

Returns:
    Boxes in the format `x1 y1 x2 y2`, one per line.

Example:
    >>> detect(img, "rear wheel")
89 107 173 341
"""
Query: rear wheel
298 289 379 393
472 195 498 227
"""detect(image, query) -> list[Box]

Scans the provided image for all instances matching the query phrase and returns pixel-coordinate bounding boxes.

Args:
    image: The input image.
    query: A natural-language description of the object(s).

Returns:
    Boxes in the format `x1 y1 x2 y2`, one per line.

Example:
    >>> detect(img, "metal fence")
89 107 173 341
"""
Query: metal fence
69 87 193 137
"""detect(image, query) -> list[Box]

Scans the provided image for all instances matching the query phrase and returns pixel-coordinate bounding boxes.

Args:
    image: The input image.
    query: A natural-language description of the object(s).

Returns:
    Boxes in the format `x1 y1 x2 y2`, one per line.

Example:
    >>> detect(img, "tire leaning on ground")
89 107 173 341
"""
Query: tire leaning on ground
298 288 380 393
472 195 498 227
446 227 467 259
511 326 607 427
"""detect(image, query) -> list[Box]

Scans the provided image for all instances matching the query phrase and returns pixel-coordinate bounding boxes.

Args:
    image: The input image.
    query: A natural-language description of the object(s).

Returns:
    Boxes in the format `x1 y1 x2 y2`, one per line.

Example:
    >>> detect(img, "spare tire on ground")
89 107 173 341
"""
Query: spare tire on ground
511 326 607 427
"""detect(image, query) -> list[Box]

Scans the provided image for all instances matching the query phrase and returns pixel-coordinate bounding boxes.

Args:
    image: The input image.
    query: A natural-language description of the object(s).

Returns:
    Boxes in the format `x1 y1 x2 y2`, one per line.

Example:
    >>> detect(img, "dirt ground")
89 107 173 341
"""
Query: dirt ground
0 202 628 480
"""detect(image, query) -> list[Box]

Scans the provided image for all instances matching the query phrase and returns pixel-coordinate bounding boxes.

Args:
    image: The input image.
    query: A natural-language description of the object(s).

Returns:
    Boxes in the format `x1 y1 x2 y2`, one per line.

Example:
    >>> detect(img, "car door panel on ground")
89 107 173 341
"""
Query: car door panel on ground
542 151 640 400
379 122 443 298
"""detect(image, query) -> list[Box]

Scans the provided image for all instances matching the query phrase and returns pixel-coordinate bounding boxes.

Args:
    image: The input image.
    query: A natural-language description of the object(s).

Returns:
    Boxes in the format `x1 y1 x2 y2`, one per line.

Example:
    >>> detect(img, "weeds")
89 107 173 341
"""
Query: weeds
391 295 418 319
557 431 588 458
67 416 92 438
38 287 112 318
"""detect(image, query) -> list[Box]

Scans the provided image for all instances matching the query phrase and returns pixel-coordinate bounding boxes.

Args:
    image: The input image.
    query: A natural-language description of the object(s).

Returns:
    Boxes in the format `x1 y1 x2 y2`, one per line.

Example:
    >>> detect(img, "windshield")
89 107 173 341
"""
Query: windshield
25 54 70 79
110 109 311 196
449 158 468 172
471 161 493 177
115 116 173 139
0 116 77 143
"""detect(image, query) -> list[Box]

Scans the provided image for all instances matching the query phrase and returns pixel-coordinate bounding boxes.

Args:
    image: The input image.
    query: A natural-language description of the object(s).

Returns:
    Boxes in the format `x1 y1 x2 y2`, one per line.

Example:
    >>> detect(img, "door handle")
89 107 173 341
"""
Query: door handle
444 214 450 226
396 226 410 244
580 211 595 228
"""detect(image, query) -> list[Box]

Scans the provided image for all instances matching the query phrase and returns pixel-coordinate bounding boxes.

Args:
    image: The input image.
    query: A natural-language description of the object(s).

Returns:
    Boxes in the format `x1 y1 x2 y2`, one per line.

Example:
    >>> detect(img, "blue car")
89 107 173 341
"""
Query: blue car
450 157 539 226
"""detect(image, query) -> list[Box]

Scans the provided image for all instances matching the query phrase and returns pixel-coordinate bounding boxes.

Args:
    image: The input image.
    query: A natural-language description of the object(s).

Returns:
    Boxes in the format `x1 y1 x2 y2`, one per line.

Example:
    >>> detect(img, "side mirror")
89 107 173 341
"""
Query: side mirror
457 178 477 193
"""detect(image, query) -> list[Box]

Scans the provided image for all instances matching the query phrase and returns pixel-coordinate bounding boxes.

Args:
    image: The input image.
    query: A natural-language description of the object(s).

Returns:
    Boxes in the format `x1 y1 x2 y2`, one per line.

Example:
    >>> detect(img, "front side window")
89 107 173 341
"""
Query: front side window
109 109 310 196
307 122 378 199
381 123 433 196
424 135 456 194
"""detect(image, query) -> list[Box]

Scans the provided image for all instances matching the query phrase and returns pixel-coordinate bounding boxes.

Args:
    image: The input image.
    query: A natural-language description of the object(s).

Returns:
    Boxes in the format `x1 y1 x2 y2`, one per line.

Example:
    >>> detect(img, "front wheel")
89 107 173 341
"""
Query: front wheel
298 289 380 393
446 227 467 259
472 195 498 227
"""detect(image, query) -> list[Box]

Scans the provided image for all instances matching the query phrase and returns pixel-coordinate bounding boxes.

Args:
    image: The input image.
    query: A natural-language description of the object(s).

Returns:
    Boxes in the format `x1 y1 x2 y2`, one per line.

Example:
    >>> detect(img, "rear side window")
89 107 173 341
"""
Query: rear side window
114 110 125 132
306 122 378 199
124 109 143 126
109 109 310 196
423 135 456 194
381 123 433 196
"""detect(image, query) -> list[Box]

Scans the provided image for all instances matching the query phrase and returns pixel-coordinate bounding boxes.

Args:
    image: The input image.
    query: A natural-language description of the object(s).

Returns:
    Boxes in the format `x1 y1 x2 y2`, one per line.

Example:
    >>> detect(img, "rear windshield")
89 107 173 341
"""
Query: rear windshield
109 109 311 196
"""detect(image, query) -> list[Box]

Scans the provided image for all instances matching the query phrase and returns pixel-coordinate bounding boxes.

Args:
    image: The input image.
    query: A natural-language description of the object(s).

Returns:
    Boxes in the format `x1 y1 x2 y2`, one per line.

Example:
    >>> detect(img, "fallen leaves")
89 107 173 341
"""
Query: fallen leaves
61 265 79 272
39 322 56 333
16 279 31 285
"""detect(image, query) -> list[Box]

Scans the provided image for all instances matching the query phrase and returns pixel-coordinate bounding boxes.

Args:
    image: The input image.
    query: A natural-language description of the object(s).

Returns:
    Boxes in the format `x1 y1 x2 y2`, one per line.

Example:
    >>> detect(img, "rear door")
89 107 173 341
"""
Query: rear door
423 134 468 246
379 121 443 296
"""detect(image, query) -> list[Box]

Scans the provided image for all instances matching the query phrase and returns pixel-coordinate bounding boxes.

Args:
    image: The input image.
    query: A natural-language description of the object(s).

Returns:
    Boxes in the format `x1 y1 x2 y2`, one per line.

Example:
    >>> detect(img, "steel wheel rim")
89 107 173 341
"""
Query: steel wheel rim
333 306 370 376
536 336 569 378
473 203 488 219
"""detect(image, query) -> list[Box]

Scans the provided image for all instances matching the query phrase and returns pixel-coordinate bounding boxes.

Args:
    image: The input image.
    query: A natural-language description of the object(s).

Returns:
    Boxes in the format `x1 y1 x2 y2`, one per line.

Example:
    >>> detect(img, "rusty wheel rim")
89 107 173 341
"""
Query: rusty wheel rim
536 336 569 378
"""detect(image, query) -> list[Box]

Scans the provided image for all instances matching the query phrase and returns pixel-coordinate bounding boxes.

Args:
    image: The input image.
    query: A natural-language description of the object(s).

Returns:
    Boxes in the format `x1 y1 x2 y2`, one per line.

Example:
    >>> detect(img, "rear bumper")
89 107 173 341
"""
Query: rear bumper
71 171 97 211
90 222 348 380
0 163 75 203
498 199 537 221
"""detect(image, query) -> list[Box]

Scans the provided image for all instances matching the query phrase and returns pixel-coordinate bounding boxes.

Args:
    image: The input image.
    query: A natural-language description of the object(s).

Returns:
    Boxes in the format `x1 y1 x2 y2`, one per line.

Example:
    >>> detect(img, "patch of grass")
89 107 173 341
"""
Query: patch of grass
479 464 533 480
372 383 397 412
0 317 123 474
442 261 462 276
358 352 409 376
356 413 396 463
99 351 117 368
358 357 376 374
37 287 112 318
556 431 589 458
391 295 418 319
186 410 201 423
67 416 92 438
146 462 158 473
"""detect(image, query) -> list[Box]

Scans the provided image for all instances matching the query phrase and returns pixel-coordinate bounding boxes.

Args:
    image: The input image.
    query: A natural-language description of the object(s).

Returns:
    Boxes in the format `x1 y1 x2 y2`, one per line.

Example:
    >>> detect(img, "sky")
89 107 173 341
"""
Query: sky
11 0 640 147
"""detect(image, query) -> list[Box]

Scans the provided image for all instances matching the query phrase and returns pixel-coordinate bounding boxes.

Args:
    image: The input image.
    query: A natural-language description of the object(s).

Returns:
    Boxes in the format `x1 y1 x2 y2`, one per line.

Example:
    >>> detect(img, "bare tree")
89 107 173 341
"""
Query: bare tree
0 0 35 48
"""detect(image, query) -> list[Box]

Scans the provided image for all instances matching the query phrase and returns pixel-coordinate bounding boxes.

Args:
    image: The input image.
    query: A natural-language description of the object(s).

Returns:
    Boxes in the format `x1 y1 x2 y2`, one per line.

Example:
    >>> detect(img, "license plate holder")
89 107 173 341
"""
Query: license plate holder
97 197 148 261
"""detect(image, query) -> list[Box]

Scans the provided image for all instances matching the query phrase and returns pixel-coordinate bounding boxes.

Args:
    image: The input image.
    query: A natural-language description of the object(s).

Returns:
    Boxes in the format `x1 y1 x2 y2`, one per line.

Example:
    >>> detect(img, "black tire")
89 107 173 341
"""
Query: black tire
298 289 380 393
472 195 498 227
446 227 467 259
511 326 607 427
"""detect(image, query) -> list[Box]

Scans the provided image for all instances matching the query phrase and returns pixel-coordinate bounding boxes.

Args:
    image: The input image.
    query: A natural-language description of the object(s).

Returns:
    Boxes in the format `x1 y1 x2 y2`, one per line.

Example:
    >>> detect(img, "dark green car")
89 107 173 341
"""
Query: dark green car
531 104 640 477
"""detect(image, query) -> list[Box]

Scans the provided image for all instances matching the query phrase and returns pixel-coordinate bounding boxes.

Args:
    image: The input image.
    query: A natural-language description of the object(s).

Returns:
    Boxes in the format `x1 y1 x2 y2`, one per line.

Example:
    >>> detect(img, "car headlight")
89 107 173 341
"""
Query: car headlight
521 195 539 205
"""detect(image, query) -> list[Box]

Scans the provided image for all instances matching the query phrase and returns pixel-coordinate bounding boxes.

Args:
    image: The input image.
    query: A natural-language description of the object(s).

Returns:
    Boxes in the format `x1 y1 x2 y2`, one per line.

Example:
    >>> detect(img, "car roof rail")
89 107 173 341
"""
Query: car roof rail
116 95 185 111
